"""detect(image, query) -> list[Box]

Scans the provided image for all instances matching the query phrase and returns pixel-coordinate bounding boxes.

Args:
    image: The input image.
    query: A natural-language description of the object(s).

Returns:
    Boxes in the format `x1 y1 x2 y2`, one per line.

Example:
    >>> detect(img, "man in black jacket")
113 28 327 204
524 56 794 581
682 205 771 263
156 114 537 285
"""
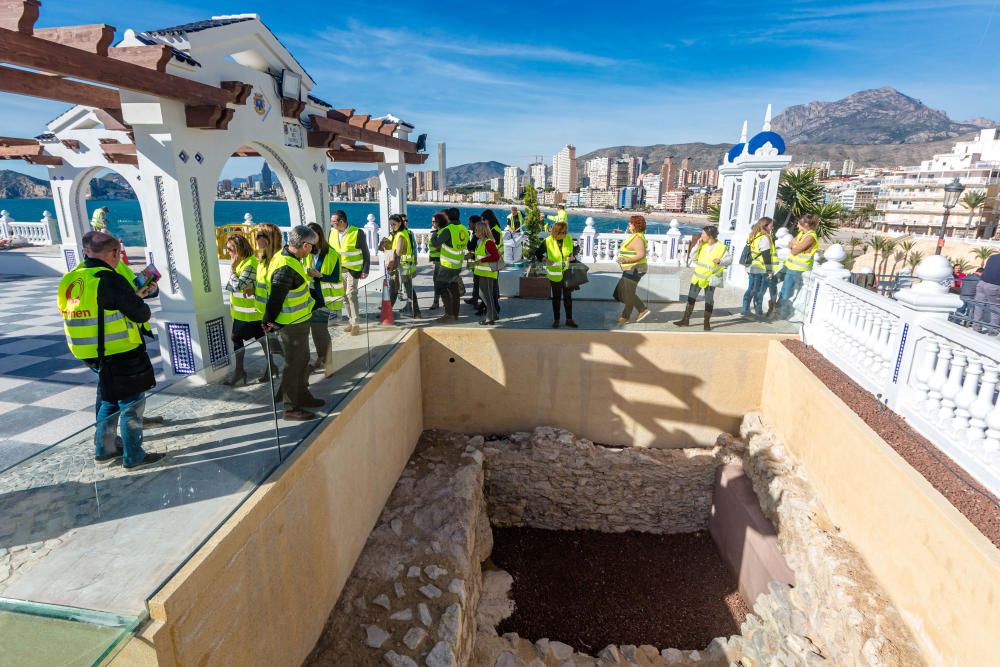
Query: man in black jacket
62 232 162 469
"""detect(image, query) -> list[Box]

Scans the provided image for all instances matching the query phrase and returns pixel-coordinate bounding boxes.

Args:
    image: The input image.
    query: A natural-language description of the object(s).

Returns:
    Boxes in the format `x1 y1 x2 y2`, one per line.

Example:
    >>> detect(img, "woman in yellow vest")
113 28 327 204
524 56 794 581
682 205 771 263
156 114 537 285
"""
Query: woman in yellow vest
616 215 651 324
252 223 285 379
468 220 502 324
305 222 343 377
532 221 579 328
388 214 421 318
740 217 774 320
674 225 731 331
776 215 820 319
430 210 469 322
223 233 267 385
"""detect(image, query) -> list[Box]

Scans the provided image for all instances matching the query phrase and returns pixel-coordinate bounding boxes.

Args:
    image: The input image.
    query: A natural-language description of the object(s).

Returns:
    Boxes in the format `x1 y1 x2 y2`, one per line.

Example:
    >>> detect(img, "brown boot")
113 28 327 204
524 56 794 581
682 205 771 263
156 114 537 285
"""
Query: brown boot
703 304 714 331
673 298 695 327
765 299 776 319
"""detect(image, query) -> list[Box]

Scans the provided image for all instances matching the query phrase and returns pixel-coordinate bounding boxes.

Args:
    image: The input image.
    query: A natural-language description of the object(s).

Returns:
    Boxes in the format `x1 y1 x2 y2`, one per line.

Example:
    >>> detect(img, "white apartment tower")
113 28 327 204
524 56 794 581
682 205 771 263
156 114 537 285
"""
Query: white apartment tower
586 157 611 189
641 173 663 205
503 165 522 201
529 162 547 190
437 142 447 194
552 145 578 193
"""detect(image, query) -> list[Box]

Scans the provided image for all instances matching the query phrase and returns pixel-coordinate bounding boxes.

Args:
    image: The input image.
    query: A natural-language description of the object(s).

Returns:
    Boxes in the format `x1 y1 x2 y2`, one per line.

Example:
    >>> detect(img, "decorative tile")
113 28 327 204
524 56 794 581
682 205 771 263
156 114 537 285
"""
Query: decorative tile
188 177 212 294
166 322 195 375
205 316 230 369
155 176 181 293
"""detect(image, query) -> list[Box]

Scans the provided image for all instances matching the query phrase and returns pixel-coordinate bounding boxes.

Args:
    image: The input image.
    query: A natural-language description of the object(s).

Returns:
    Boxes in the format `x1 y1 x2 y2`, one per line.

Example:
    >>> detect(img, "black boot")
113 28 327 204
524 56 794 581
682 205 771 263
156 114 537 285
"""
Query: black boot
765 299 776 320
703 304 714 331
673 298 695 327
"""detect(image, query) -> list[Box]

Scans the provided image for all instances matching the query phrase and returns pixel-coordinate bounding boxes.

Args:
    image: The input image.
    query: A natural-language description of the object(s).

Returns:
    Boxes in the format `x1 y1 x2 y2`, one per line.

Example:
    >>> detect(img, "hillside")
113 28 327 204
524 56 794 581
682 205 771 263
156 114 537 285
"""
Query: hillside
0 169 50 198
771 87 995 145
447 161 506 185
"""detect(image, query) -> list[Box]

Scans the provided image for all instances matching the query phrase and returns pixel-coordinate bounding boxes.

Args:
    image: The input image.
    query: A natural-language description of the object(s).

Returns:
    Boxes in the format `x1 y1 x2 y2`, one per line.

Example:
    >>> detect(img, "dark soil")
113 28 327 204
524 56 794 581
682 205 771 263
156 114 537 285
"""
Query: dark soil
784 340 1000 548
491 527 748 653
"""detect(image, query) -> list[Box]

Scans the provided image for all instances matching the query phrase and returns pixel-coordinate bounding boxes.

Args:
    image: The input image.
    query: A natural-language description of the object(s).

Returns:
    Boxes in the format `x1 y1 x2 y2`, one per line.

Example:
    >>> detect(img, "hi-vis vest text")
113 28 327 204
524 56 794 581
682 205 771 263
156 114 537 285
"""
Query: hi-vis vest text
440 224 468 270
231 256 261 322
473 239 497 279
58 266 142 359
618 232 647 270
784 231 818 272
691 241 728 288
331 226 363 272
269 253 315 325
544 235 573 282
315 249 344 311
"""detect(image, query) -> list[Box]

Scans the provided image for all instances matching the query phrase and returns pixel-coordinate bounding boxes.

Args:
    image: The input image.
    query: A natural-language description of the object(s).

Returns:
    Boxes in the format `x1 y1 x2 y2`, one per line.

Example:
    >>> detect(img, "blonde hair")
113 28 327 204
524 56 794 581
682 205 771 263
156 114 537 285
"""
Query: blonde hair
255 224 283 264
798 214 820 231
473 221 491 239
226 232 253 264
750 216 773 239
550 221 568 236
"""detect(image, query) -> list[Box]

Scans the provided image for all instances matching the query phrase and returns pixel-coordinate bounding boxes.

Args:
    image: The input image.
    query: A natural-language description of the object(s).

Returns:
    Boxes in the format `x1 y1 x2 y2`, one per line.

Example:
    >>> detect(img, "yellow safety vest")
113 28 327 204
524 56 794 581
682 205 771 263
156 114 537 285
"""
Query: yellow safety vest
473 239 498 279
58 265 142 360
749 233 771 271
546 209 568 225
393 230 416 276
315 249 344 311
691 241 728 288
618 232 647 270
544 235 573 283
268 252 314 325
114 259 154 335
90 209 107 230
440 224 468 270
784 231 818 272
506 211 523 230
330 226 364 272
255 254 276 316
230 256 261 322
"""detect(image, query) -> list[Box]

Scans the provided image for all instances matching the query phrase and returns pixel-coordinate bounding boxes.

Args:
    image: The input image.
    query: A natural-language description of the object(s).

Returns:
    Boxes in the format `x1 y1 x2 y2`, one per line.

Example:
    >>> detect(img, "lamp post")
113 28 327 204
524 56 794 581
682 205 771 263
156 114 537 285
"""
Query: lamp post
935 177 965 255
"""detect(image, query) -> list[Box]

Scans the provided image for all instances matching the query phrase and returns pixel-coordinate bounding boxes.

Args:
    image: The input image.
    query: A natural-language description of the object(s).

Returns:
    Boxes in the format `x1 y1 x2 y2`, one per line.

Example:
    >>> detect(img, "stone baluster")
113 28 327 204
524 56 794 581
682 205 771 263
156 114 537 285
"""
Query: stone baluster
825 293 844 345
939 350 967 424
954 356 983 438
581 217 596 262
910 338 940 407
851 305 868 358
243 212 254 226
364 213 379 266
40 211 56 244
926 344 953 414
879 319 895 379
983 389 1000 464
864 310 882 376
0 210 13 239
666 220 681 265
968 364 998 447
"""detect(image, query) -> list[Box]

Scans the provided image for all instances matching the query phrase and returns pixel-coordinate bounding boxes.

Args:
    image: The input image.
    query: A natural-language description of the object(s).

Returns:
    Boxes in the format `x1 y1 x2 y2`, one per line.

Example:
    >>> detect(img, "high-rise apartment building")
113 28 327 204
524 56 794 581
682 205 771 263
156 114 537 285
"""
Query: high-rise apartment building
260 163 273 191
660 156 678 192
438 143 447 194
529 162 547 190
490 177 502 193
622 154 644 187
641 174 662 205
610 159 631 190
680 157 692 173
421 170 437 193
503 165 522 201
842 159 856 177
585 157 611 190
677 168 691 187
552 145 577 193
662 190 688 212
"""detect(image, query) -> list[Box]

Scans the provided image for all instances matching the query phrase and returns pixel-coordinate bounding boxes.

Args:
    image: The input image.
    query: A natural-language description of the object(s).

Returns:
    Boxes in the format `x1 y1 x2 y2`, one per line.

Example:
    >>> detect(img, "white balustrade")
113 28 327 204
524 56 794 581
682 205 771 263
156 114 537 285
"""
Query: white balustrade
801 250 1000 496
0 210 56 246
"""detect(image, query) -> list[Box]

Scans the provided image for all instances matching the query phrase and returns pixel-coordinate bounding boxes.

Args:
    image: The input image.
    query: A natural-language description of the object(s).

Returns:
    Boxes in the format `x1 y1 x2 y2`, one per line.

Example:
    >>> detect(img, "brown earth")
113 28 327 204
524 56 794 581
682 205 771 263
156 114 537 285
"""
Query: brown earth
783 339 1000 548
491 527 748 653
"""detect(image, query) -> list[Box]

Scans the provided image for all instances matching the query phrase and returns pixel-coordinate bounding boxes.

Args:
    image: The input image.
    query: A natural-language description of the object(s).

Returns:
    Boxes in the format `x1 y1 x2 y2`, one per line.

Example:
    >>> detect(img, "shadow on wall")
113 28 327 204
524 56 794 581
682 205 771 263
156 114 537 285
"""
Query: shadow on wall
420 329 772 448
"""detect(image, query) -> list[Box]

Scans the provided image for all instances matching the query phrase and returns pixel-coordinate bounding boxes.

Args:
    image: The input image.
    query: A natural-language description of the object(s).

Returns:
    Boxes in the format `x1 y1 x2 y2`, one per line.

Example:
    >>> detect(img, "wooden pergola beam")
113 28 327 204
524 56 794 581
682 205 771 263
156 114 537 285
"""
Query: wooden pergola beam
99 143 136 155
109 45 172 72
330 108 354 121
34 24 116 56
221 81 253 105
61 139 81 151
0 0 40 34
185 105 234 130
0 136 38 147
348 114 371 128
24 154 62 165
280 97 306 118
105 153 137 165
0 27 235 107
405 152 429 165
232 145 261 157
311 115 417 153
327 150 384 163
307 130 337 149
0 143 42 157
379 122 399 136
0 65 122 109
94 108 128 131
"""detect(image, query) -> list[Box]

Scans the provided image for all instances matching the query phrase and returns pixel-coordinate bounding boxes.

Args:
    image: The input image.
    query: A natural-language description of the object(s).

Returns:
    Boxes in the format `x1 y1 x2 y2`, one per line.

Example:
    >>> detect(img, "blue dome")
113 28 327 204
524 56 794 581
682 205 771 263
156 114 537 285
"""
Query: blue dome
747 131 786 155
726 143 745 162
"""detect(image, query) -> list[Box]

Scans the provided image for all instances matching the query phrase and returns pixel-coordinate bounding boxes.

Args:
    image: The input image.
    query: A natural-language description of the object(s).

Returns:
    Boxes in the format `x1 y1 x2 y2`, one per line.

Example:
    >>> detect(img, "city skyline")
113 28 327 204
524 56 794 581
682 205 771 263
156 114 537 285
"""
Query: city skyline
1 0 998 181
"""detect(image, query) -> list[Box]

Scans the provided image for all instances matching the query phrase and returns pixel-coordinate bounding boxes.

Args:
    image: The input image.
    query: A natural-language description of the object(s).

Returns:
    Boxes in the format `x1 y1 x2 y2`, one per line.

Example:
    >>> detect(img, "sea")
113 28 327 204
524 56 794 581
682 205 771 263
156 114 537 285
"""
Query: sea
0 198 703 247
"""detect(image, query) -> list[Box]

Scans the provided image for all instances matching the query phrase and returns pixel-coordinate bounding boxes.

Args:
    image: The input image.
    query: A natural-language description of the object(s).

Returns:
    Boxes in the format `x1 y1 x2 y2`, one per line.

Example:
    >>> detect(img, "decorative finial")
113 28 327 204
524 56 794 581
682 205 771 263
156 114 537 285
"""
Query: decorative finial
739 120 748 143
763 104 772 132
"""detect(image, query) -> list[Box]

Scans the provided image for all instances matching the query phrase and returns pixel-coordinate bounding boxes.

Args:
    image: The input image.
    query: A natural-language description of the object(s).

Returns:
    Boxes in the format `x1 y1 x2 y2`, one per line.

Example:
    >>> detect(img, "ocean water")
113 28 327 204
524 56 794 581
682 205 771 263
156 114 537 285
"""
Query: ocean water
0 198 701 247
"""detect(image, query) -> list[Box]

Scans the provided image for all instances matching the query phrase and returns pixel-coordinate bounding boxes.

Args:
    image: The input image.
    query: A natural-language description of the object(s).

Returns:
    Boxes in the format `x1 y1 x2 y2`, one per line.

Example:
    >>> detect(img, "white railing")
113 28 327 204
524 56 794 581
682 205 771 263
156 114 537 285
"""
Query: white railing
800 248 1000 496
408 218 692 267
0 210 57 246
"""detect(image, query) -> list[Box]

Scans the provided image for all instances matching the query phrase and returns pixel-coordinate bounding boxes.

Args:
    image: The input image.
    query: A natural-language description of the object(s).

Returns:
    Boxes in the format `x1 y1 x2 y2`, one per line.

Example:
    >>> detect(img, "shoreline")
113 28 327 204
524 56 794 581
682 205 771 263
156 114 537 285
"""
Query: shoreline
406 200 710 226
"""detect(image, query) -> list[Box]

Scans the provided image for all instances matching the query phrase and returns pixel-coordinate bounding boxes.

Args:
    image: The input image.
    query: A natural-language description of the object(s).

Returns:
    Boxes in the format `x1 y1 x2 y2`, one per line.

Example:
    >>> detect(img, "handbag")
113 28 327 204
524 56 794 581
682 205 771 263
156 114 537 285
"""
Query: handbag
489 255 506 273
563 262 589 290
612 277 624 302
739 243 753 266
708 273 724 288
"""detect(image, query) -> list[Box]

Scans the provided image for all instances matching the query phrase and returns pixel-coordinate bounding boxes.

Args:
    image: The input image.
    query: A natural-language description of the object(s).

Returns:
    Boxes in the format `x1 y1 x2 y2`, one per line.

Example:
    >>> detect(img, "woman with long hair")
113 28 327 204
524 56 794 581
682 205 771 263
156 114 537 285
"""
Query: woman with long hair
740 217 774 319
223 232 269 384
428 211 447 310
674 225 731 331
616 215 650 324
479 210 503 316
252 223 285 378
532 220 579 328
468 220 501 324
388 214 421 317
305 222 341 375
776 215 820 319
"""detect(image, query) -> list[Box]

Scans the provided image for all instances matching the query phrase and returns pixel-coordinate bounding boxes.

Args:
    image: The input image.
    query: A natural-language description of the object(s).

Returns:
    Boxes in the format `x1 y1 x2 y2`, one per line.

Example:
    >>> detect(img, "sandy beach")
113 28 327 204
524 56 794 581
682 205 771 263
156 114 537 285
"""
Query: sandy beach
408 200 711 227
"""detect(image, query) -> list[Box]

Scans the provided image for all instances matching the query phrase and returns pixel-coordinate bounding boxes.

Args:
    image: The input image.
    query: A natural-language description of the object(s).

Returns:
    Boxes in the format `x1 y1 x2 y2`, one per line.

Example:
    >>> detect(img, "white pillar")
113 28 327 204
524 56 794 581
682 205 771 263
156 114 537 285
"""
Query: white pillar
581 217 596 262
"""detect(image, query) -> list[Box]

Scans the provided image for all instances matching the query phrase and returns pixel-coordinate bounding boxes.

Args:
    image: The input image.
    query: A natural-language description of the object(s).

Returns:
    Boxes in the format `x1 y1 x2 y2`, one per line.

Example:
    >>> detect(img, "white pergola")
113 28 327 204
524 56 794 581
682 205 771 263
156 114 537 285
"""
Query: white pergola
0 7 428 380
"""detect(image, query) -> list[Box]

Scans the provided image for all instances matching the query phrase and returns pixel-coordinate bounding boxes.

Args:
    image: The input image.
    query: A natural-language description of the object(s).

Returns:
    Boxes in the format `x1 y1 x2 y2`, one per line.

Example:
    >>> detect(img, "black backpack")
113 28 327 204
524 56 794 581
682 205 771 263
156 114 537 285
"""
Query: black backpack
739 241 754 266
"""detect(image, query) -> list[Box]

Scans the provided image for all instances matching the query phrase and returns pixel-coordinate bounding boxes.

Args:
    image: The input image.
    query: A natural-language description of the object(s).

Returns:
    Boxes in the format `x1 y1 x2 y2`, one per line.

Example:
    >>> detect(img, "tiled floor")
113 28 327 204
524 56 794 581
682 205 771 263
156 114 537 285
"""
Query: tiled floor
0 275 163 471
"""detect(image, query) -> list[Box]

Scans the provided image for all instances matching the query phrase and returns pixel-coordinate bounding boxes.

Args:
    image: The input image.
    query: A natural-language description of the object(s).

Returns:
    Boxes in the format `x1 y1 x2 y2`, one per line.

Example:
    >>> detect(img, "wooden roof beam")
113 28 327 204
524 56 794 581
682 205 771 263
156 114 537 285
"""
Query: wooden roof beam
329 108 354 121
0 143 42 157
379 122 399 136
0 136 38 147
348 114 371 128
232 145 261 157
311 115 417 153
0 27 235 107
109 45 172 72
405 152 429 165
221 81 253 105
24 154 62 165
0 0 39 34
0 65 122 109
327 150 384 163
34 24 116 56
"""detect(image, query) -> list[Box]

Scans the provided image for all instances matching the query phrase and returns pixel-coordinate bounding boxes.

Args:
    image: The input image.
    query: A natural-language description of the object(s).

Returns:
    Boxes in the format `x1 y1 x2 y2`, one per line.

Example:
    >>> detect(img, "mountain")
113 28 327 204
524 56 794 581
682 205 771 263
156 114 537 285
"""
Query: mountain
89 173 135 199
0 169 50 198
771 87 996 145
447 161 506 185
577 135 976 173
327 169 378 184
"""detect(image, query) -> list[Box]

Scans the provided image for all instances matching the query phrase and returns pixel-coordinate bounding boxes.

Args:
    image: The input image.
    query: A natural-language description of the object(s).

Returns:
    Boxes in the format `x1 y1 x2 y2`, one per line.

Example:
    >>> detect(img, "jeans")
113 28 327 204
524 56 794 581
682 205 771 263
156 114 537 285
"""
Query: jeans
478 276 498 321
974 281 1000 326
550 281 573 321
777 270 805 318
96 392 146 466
742 273 769 315
687 282 716 305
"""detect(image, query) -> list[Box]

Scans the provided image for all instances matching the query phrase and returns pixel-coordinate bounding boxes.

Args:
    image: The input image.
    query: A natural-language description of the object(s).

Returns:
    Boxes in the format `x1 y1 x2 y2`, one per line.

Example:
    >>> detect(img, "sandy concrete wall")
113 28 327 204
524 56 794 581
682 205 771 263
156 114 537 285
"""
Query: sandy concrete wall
420 328 782 448
136 332 424 667
761 341 1000 666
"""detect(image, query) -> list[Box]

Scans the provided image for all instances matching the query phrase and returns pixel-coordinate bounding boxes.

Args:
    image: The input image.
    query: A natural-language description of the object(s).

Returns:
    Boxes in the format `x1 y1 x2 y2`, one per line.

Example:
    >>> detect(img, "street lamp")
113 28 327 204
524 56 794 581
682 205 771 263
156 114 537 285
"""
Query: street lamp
935 177 965 255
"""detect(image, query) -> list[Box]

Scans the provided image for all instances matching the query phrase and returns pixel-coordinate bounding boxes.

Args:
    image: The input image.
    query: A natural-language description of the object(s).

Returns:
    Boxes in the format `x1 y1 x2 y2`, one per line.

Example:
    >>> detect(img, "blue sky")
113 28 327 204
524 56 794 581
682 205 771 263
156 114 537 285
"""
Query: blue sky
2 0 999 180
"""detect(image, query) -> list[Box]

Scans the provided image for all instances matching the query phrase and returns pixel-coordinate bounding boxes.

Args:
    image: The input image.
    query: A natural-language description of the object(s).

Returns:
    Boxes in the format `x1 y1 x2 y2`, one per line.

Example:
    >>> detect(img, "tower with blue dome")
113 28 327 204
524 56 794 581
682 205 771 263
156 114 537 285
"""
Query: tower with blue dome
717 104 792 290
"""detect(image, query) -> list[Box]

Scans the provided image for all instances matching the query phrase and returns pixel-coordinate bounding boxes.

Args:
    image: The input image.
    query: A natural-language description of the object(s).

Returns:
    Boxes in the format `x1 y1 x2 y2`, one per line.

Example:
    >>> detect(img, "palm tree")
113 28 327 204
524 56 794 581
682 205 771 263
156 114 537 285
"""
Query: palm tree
971 245 995 268
778 169 825 219
706 202 720 223
847 236 864 260
961 190 988 236
811 202 843 241
870 235 888 274
906 250 924 271
878 238 898 275
898 239 917 264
